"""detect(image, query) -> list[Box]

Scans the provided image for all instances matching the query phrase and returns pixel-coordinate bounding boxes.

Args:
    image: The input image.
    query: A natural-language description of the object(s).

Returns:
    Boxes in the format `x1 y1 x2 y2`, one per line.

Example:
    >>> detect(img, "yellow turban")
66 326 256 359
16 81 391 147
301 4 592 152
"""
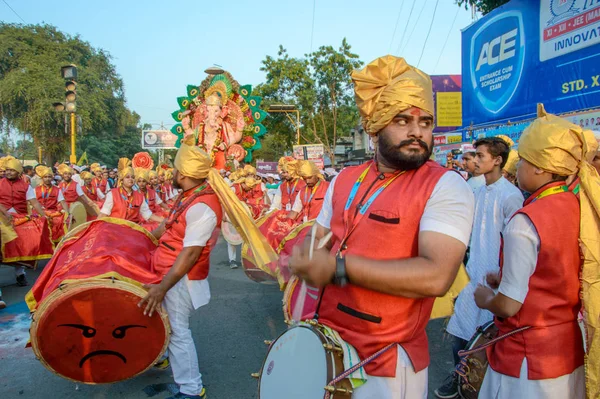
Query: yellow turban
298 160 323 179
148 170 158 179
584 129 600 163
134 168 149 182
165 169 173 180
4 157 23 173
57 164 74 176
35 165 53 178
92 166 103 174
282 159 300 178
519 104 600 396
243 165 257 176
496 135 515 148
174 136 277 268
90 163 100 170
503 150 519 176
118 167 134 182
80 171 93 180
352 55 434 135
241 177 260 188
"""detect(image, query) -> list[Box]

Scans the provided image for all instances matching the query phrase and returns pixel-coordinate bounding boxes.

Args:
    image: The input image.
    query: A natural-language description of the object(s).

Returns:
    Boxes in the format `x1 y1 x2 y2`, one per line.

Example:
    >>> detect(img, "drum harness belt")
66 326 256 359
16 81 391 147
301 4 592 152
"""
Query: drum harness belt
455 325 531 392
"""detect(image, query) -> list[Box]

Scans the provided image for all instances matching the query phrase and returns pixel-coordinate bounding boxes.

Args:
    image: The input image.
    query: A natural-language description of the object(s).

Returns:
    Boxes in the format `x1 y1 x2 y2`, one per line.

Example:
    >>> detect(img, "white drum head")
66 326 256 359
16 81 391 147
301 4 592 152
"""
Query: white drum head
259 326 329 399
68 202 87 231
222 221 243 246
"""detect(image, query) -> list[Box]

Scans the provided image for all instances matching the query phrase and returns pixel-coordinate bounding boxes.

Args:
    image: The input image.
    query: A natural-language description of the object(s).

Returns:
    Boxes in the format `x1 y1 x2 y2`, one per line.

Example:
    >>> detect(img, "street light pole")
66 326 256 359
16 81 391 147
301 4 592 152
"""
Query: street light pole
70 112 77 164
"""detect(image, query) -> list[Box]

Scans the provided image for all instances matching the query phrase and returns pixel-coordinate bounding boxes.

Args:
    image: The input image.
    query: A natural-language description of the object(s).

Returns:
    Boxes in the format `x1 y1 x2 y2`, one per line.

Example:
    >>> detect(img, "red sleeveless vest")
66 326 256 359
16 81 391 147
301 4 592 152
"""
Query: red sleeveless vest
280 178 305 208
299 180 329 220
35 185 60 211
0 178 29 214
315 160 448 377
109 188 145 223
488 182 583 379
152 188 223 280
142 188 159 212
60 181 80 204
82 185 99 202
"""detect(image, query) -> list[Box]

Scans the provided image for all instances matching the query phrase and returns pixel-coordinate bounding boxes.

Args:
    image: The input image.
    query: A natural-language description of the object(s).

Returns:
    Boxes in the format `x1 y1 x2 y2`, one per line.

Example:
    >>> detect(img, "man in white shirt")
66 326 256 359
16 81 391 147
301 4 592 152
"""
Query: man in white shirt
437 137 524 399
462 151 485 192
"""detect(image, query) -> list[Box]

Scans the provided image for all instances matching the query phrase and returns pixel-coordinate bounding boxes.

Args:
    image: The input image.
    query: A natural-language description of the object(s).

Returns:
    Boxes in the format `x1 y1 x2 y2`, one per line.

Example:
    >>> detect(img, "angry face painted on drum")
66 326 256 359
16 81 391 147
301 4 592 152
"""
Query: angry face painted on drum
33 283 168 384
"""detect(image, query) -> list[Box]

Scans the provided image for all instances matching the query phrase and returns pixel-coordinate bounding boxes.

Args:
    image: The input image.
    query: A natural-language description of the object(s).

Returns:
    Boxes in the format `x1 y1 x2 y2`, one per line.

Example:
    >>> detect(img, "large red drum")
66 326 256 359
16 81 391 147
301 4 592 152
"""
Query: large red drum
26 218 170 384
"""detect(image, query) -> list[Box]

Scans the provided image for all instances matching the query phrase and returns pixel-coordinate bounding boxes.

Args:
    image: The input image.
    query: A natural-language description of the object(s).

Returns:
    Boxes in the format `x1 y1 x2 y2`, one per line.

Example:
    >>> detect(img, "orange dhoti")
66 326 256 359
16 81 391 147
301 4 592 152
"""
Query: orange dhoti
26 218 169 384
1 214 54 263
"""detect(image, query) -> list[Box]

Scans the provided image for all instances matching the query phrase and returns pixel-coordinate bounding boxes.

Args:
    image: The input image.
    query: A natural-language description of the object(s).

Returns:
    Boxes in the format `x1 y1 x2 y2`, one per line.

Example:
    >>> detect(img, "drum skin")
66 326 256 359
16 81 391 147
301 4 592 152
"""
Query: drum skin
30 280 169 384
458 321 499 398
26 218 169 384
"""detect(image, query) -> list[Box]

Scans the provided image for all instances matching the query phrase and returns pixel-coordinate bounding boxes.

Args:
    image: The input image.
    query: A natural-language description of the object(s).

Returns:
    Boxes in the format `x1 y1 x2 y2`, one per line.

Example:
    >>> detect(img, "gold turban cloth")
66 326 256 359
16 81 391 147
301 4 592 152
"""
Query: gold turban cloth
496 135 515 148
281 159 300 178
298 160 323 180
134 168 149 182
243 165 257 176
80 171 93 180
584 130 600 163
242 177 260 188
156 165 166 176
352 55 434 135
117 158 134 182
3 157 23 173
90 163 100 170
503 150 519 176
174 137 278 267
519 104 600 397
148 170 158 179
35 165 53 178
57 164 74 176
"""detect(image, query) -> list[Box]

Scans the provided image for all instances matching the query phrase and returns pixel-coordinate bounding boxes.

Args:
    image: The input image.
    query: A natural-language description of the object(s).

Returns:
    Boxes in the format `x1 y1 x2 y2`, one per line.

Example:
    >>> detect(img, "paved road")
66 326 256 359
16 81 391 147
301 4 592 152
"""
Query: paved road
0 238 455 399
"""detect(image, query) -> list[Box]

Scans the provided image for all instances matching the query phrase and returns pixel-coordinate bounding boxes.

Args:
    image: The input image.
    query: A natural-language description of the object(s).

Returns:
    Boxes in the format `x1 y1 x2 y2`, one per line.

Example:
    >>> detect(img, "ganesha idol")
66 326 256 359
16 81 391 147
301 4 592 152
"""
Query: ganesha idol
171 70 268 170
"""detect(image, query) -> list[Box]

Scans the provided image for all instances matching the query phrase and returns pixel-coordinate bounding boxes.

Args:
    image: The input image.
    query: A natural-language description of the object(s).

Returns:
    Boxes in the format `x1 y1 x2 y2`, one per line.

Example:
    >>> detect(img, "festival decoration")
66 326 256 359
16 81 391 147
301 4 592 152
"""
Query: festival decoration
170 69 268 169
132 152 154 170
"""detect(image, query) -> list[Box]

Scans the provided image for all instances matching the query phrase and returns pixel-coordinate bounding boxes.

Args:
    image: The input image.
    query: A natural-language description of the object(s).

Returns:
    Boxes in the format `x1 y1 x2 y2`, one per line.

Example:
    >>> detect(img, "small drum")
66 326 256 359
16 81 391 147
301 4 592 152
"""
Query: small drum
457 321 498 399
27 218 170 384
223 220 243 246
68 201 88 231
258 323 352 398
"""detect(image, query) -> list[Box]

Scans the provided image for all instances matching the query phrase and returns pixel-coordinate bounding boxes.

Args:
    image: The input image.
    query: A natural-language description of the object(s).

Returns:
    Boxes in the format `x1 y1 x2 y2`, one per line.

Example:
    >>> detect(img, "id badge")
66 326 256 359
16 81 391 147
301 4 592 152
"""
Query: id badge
285 203 291 211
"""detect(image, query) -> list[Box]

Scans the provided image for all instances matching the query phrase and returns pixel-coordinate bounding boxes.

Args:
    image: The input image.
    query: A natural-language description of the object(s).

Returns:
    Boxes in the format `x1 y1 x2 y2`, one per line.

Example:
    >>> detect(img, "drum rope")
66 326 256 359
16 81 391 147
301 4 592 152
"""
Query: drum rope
455 325 531 392
323 341 397 399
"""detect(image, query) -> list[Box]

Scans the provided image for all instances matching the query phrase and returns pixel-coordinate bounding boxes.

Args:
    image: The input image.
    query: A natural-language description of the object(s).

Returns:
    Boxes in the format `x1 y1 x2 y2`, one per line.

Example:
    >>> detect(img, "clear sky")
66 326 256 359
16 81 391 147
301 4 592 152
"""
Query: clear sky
1 0 476 130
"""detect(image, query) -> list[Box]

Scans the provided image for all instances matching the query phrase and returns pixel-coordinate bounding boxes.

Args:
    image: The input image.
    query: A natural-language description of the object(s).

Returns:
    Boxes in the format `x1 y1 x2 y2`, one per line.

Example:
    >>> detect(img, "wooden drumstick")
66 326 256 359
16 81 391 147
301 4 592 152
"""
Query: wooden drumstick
292 226 333 323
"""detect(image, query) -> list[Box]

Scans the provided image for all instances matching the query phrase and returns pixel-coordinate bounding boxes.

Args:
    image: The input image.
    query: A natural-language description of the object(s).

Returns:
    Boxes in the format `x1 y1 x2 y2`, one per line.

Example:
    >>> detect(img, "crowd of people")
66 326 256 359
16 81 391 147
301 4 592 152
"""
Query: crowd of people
1 54 600 399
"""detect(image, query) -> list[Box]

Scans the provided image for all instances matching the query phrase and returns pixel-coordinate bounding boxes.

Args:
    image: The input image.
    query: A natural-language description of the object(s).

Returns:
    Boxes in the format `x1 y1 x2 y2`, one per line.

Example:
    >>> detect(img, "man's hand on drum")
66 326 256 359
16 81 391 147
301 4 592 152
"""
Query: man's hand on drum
138 283 167 317
290 240 335 288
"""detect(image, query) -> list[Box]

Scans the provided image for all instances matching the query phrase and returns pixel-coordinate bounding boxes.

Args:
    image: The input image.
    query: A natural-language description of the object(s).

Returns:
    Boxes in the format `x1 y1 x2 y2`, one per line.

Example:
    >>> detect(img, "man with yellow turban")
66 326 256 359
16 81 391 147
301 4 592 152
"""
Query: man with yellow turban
98 161 163 225
269 156 306 212
135 167 169 231
57 163 99 223
80 171 105 204
289 55 475 398
287 160 329 223
0 157 54 286
138 136 277 399
91 166 109 196
473 105 599 398
34 165 69 243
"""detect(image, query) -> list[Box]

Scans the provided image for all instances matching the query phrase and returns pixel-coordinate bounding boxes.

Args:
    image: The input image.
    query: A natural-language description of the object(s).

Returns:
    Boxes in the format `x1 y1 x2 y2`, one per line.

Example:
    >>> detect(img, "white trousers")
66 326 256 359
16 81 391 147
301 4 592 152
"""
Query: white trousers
227 242 238 262
479 359 585 399
163 278 203 395
14 265 25 277
352 345 428 399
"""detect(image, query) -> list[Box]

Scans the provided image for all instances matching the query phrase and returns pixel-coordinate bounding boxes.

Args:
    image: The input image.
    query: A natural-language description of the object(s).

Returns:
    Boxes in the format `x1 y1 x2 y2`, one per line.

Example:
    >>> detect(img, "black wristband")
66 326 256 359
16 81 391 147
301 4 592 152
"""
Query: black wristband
334 253 348 287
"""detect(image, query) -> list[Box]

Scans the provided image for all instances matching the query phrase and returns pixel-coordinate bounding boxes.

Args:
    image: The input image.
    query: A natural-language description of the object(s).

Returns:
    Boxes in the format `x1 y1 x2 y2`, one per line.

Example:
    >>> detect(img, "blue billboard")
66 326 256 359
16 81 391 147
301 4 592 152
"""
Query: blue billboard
462 0 600 126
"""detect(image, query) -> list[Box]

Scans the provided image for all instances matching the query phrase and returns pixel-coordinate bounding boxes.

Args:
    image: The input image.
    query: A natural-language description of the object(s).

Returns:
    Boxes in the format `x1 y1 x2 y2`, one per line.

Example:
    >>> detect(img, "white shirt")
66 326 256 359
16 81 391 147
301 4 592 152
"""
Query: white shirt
269 185 283 211
317 172 475 248
100 190 153 221
72 174 83 186
180 202 218 309
8 185 36 214
467 174 486 192
447 176 524 341
290 191 305 214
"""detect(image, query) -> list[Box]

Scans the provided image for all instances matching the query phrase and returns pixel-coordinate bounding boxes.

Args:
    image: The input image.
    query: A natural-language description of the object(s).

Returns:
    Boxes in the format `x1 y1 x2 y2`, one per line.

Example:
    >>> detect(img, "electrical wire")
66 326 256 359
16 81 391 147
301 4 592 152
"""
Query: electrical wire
2 0 25 23
398 0 429 55
396 0 416 54
310 0 317 52
433 6 460 73
417 0 441 68
388 0 405 53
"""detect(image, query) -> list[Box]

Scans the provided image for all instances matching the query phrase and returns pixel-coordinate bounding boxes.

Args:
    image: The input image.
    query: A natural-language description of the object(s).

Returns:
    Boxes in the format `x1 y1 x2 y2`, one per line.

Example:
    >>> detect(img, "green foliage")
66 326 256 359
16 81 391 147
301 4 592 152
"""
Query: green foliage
0 23 131 162
455 0 510 15
253 39 363 166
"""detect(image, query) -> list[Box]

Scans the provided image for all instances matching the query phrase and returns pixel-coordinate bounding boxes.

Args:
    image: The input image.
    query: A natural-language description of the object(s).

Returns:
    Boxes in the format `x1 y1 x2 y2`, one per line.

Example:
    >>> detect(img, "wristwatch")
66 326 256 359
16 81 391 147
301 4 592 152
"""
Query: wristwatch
334 253 349 287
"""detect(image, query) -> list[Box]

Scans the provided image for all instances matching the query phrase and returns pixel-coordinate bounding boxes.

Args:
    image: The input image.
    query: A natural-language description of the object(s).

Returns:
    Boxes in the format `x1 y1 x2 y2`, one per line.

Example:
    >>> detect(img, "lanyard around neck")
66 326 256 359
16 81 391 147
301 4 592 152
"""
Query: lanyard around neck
303 180 320 205
530 184 568 204
339 164 405 254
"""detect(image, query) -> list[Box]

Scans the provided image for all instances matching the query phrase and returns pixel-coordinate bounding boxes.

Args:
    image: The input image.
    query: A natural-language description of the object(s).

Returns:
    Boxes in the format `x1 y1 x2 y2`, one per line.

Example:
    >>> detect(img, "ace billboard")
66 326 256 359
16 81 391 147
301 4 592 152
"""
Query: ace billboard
462 0 600 126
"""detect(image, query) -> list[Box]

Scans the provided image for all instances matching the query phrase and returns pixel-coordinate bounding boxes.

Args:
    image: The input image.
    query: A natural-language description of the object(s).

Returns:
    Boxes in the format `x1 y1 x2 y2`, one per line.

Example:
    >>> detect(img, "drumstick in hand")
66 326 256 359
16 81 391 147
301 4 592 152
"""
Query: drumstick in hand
292 226 333 323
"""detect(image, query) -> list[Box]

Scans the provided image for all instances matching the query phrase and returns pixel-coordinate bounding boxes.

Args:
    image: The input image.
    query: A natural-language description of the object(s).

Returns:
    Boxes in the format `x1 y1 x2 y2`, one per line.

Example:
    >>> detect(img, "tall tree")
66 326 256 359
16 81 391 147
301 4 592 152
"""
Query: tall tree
0 24 130 163
254 39 363 166
455 0 510 15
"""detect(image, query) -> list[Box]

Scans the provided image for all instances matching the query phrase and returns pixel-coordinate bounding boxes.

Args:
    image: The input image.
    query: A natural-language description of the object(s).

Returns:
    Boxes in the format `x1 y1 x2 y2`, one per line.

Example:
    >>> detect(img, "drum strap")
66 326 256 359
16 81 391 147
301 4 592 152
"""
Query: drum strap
323 341 397 399
455 325 531 391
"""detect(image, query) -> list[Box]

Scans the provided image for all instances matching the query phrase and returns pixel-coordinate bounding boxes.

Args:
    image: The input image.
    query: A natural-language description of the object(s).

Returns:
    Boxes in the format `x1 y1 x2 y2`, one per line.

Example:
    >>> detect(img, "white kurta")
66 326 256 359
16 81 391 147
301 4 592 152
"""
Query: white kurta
479 214 585 398
446 177 524 341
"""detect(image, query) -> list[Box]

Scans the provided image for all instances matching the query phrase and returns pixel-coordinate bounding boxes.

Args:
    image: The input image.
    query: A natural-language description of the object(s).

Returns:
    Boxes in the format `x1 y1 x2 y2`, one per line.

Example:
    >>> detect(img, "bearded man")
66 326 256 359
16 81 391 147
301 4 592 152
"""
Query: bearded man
290 55 475 398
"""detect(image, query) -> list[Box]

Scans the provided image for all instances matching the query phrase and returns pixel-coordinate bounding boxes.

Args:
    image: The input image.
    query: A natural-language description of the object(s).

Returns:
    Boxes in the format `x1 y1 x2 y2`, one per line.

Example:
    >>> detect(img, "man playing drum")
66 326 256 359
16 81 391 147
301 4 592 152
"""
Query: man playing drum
138 137 277 399
269 157 305 212
287 160 329 223
289 55 474 398
473 105 598 398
